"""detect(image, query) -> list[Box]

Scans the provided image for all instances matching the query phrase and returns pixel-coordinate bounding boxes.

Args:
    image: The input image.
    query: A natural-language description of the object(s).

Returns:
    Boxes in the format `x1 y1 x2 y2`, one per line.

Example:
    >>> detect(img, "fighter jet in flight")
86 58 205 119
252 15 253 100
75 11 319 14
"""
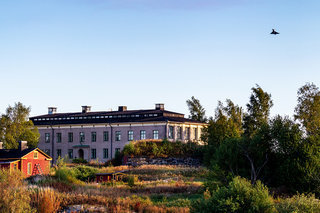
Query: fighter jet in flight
270 29 279 35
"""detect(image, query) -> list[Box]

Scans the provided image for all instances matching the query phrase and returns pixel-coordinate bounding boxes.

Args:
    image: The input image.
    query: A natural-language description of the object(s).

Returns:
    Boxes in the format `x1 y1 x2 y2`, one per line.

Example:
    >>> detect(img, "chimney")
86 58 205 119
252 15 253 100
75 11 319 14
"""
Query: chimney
118 106 127 111
48 107 57 115
0 142 3 149
18 141 28 151
82 106 91 113
155 103 165 111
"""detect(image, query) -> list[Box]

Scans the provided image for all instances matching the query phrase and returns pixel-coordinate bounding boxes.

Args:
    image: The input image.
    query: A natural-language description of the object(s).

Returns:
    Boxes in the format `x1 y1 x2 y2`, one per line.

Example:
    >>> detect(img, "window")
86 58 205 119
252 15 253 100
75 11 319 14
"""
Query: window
153 130 159 139
45 133 50 143
68 149 73 159
186 127 190 140
56 133 62 143
168 126 174 139
27 163 32 175
103 148 108 159
13 163 18 170
115 131 121 141
33 151 38 159
194 128 198 140
91 132 96 142
57 149 62 158
91 149 96 159
103 131 109 141
177 127 182 139
45 149 50 156
115 148 120 154
68 132 73 142
80 132 85 142
140 130 146 140
128 130 134 141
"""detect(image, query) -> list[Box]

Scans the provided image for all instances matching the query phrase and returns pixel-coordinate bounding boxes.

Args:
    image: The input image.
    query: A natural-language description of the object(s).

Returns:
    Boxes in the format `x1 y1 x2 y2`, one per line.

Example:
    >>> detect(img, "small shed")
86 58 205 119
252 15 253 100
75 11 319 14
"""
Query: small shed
0 141 52 177
96 170 129 183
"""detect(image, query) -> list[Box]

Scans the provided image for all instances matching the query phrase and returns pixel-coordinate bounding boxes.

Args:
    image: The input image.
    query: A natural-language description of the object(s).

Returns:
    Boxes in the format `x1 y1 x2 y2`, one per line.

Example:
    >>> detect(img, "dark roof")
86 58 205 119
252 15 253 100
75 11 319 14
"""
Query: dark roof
30 109 205 126
0 148 37 159
0 148 52 160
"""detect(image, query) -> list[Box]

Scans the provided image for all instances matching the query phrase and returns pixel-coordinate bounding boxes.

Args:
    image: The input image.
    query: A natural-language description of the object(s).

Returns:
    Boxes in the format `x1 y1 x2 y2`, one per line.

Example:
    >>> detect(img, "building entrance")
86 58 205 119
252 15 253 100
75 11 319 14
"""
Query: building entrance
78 149 84 159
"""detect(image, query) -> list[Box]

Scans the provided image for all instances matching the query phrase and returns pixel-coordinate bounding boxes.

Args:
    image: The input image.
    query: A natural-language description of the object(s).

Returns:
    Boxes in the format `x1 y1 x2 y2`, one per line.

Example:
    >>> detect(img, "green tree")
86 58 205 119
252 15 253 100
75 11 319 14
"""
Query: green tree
294 82 320 137
203 99 243 166
192 176 275 213
243 85 273 138
0 102 39 149
186 96 207 122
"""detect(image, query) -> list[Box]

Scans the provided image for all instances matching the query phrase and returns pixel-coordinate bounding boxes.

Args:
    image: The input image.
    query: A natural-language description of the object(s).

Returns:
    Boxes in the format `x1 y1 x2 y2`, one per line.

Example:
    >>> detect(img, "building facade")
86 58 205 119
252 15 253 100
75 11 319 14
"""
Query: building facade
30 104 206 163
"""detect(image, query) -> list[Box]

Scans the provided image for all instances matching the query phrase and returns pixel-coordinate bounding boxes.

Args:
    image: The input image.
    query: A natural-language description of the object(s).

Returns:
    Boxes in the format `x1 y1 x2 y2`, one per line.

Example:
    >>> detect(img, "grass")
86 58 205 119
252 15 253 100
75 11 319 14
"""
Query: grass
3 164 320 212
32 164 207 212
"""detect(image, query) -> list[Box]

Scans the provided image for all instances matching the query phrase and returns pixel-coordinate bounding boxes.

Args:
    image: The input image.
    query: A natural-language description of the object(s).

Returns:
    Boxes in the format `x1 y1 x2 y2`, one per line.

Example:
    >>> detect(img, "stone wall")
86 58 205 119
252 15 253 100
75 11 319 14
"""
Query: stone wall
125 157 201 167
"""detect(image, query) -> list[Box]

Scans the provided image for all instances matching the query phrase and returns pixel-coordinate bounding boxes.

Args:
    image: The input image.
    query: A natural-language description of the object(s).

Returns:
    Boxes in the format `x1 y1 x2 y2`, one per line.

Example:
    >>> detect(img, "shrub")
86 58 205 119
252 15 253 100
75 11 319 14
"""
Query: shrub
192 176 275 213
122 139 204 158
30 187 61 213
72 158 88 164
72 165 98 182
127 175 138 187
0 169 33 213
276 193 320 213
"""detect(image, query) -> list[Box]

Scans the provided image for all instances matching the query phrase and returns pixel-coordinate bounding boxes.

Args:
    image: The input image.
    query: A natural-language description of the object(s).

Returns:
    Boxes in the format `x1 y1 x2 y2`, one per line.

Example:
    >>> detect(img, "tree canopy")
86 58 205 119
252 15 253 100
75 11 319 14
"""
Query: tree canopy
198 83 320 193
186 96 207 122
0 102 39 149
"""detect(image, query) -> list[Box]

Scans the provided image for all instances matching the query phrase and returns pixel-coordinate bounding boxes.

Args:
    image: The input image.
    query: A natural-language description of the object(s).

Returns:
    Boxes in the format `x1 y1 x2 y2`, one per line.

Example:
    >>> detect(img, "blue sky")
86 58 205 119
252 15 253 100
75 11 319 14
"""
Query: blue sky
0 0 319 118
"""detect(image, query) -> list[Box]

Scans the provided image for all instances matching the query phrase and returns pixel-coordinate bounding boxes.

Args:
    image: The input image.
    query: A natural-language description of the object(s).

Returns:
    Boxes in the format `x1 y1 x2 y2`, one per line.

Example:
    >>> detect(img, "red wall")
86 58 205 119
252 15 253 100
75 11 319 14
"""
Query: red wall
20 150 51 177
96 174 112 183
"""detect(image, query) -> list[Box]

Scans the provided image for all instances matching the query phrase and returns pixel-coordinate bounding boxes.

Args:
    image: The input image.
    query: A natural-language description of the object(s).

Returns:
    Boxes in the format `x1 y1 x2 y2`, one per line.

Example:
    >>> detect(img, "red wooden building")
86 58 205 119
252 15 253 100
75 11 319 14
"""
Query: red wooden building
96 170 129 183
0 141 52 177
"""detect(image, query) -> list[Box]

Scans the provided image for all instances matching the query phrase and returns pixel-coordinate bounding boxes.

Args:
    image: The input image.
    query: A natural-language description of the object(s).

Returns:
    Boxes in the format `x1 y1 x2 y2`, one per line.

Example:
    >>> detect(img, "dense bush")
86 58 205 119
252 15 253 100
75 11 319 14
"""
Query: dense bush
192 176 275 213
275 194 320 213
0 169 33 213
123 139 204 158
72 158 88 164
72 165 98 182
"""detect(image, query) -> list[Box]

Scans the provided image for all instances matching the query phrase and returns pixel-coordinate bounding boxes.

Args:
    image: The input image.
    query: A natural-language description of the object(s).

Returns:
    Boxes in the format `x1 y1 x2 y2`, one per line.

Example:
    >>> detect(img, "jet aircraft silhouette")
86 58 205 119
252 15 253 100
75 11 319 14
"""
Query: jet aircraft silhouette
270 29 279 35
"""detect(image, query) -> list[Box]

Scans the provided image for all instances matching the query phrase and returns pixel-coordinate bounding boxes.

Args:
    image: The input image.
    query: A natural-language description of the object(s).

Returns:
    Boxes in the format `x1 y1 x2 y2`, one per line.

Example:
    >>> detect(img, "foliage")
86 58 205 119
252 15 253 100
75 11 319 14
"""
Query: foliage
112 149 124 166
0 102 39 149
243 85 273 138
72 165 98 182
72 158 88 164
0 169 33 213
203 99 243 166
276 193 320 213
30 187 61 213
127 175 138 187
192 177 275 213
186 96 207 122
123 139 204 158
54 157 79 183
294 82 320 137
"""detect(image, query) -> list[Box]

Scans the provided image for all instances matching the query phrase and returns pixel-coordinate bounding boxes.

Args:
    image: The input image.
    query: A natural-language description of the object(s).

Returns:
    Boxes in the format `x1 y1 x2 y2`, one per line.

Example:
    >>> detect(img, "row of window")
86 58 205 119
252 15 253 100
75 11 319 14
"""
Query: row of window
168 126 198 140
45 131 109 143
34 113 159 121
47 148 120 159
45 130 159 143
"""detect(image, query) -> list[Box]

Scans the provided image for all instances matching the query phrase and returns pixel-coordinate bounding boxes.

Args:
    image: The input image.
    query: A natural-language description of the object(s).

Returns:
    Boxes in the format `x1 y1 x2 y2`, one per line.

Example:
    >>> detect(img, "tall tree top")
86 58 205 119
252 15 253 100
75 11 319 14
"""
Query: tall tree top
244 85 273 138
186 96 207 122
294 82 320 137
0 102 39 149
